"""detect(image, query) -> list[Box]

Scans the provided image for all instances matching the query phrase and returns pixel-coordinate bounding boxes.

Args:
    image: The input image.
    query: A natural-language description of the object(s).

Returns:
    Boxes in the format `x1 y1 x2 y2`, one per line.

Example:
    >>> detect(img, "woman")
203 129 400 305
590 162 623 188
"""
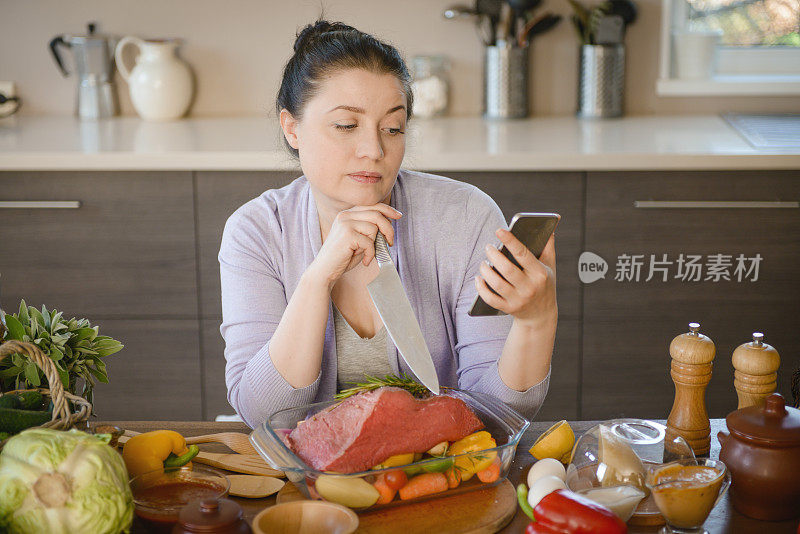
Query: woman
220 20 557 427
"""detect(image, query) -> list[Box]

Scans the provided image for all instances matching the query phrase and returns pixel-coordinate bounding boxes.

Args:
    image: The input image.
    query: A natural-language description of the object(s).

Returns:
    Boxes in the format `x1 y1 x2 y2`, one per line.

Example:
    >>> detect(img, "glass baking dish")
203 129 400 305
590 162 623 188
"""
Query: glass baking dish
250 388 529 510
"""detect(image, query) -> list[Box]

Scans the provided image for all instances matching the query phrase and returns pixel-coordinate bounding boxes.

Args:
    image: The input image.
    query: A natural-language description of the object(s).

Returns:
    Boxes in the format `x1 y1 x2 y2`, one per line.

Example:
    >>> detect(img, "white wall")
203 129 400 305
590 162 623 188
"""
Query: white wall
2 0 798 117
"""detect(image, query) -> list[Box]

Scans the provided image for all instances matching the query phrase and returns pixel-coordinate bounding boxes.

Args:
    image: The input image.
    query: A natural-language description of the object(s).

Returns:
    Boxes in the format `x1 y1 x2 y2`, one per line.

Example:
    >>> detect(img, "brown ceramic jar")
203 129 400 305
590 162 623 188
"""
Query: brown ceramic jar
718 393 800 521
172 498 252 534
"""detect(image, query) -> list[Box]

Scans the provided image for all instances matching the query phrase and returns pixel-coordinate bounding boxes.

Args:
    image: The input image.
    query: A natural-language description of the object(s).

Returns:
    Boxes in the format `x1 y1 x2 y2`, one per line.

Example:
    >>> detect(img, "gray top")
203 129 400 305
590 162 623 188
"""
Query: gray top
220 169 550 426
332 306 393 392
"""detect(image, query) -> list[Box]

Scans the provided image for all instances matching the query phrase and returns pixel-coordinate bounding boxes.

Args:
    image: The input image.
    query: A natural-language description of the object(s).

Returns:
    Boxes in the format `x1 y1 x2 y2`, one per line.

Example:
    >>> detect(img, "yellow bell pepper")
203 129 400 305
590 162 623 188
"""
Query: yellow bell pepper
373 452 415 470
448 431 497 481
122 430 199 478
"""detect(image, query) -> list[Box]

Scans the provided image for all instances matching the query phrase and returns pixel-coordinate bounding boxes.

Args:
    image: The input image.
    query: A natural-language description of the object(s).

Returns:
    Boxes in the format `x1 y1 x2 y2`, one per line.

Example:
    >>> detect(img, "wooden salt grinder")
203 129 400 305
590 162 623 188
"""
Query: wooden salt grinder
666 322 715 456
732 332 780 409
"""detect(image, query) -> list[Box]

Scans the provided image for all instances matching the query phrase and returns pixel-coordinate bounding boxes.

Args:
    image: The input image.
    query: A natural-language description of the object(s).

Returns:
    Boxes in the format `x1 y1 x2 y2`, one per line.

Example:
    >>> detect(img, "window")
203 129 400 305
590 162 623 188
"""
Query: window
657 0 800 95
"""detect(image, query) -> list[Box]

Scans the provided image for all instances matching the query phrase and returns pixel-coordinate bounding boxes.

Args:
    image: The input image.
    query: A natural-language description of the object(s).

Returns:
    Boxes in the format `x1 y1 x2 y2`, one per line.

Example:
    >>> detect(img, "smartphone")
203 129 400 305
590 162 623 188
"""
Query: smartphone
468 212 561 317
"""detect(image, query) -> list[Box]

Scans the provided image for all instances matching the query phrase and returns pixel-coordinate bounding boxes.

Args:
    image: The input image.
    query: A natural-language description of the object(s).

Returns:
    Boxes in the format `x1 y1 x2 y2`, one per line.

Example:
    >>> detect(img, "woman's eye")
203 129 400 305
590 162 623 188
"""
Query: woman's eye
334 124 357 131
385 127 405 135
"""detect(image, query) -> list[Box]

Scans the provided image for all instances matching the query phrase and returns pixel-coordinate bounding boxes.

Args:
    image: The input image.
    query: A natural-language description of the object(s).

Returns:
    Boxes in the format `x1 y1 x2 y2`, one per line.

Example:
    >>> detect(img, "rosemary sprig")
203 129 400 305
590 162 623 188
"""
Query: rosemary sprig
335 373 430 401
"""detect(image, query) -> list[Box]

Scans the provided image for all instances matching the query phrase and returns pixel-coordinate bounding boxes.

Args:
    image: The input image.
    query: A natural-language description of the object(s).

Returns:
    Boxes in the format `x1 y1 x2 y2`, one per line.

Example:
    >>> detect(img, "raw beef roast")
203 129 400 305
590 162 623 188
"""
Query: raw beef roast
287 387 484 473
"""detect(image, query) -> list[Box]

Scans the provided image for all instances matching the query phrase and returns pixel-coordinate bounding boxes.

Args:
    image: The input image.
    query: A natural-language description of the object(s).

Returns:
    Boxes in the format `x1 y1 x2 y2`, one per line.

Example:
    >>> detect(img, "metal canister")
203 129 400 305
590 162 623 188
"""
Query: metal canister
483 45 528 119
577 44 625 119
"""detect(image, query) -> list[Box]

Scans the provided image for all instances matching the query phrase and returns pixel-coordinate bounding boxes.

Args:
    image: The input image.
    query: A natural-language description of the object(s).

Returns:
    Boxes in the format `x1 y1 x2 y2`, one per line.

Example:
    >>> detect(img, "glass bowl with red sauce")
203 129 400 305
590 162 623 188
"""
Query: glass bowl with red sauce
130 466 230 531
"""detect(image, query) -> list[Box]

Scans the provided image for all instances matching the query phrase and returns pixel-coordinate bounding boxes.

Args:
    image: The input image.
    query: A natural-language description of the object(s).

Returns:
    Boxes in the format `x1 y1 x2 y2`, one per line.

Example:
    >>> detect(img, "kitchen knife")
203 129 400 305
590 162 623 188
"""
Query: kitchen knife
367 232 440 395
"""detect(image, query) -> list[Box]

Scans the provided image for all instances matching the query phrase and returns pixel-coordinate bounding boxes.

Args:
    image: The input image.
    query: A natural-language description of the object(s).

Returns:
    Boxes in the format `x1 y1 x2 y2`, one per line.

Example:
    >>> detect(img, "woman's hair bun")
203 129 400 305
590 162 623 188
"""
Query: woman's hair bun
293 20 356 53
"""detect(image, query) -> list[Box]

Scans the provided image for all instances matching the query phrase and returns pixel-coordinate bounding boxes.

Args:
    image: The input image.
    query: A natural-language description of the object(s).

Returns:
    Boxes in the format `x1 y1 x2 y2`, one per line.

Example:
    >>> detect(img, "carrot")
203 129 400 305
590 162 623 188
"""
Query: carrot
398 472 448 501
476 458 501 483
445 465 462 489
373 473 397 505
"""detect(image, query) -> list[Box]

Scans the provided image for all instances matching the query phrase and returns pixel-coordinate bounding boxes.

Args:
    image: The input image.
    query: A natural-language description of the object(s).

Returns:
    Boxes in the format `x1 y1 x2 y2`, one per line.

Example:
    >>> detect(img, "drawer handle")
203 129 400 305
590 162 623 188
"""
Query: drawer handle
633 201 799 209
0 201 82 209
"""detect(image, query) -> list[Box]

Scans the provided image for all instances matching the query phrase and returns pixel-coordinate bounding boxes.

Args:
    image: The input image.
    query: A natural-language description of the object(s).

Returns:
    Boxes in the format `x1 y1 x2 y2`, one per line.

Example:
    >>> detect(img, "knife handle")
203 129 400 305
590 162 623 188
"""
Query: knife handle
374 232 392 265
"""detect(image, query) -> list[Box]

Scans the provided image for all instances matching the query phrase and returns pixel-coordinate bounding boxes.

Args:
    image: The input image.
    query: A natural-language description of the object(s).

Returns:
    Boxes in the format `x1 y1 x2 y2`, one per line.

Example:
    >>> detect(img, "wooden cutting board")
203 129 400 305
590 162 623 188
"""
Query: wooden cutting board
276 479 517 534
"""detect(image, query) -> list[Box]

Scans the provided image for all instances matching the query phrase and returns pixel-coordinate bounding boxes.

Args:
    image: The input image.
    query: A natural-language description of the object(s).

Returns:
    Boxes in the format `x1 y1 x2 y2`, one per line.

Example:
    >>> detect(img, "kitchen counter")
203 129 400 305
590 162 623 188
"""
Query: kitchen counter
1 115 798 171
110 419 800 533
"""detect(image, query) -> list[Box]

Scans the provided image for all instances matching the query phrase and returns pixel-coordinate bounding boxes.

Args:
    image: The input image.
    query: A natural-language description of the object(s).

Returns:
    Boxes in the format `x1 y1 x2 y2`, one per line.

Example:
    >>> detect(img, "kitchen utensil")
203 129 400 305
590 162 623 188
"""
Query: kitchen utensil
607 0 637 26
718 393 800 521
476 0 503 43
173 498 252 534
517 13 562 47
228 474 284 498
496 1 514 45
49 22 119 120
366 232 440 395
484 44 528 118
665 323 715 456
645 458 730 534
276 478 516 534
443 4 480 18
194 453 284 477
577 43 625 118
566 420 697 527
118 433 284 477
252 501 359 534
115 36 193 121
250 388 529 512
595 15 625 45
732 332 780 409
185 432 257 455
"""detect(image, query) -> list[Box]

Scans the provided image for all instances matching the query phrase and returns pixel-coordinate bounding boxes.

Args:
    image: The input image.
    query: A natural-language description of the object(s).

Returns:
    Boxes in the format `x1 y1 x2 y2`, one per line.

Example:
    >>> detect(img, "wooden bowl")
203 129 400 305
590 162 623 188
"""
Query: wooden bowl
253 500 359 534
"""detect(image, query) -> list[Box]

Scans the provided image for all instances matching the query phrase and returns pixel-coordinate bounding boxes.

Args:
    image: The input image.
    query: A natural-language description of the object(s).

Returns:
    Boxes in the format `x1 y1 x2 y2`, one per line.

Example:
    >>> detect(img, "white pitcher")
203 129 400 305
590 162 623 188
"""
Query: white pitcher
115 37 193 121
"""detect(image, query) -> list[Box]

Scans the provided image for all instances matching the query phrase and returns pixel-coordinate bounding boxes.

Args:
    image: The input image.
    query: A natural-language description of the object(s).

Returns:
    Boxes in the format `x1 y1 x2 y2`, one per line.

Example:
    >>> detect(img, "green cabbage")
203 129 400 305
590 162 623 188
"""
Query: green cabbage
0 428 133 534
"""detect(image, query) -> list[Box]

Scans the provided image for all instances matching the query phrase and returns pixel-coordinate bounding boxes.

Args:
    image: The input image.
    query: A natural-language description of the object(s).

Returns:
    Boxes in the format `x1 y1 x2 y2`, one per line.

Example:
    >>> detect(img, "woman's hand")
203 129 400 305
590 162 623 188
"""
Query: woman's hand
475 229 557 329
308 203 402 290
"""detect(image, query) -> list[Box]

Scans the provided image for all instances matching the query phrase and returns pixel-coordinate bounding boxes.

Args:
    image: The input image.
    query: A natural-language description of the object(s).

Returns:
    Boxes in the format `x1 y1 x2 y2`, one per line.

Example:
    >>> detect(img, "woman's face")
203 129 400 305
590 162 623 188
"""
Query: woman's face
281 68 407 210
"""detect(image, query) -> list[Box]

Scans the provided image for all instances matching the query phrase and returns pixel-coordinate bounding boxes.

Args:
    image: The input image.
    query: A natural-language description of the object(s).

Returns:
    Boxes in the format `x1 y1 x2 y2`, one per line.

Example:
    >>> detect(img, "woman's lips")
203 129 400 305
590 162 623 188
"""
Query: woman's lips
348 172 382 184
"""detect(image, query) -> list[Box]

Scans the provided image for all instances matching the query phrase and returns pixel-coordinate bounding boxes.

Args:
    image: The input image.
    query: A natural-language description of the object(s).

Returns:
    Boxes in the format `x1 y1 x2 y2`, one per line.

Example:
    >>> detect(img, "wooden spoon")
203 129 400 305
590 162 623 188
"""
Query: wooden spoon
228 474 285 498
184 432 257 455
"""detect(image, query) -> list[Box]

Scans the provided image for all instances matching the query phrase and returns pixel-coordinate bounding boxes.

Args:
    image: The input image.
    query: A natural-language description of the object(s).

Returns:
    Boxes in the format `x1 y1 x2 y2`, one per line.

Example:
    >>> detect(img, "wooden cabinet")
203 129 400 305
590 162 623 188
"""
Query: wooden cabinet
449 172 584 420
582 171 800 420
91 319 202 420
0 171 197 318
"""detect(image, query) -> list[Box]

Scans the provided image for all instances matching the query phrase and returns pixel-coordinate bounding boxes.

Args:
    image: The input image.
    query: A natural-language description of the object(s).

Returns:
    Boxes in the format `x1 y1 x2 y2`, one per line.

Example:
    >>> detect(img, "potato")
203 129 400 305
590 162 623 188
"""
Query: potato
315 474 380 509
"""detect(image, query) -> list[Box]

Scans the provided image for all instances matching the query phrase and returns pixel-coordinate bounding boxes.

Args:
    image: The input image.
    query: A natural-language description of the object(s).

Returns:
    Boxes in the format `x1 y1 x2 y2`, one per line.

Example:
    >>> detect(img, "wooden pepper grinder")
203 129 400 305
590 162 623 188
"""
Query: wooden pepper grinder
666 322 715 456
732 332 780 409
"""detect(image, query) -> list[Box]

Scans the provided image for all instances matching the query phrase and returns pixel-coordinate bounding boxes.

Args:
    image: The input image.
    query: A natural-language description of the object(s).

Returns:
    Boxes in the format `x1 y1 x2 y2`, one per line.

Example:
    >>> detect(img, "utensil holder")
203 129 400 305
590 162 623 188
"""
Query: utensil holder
577 44 625 119
483 45 528 119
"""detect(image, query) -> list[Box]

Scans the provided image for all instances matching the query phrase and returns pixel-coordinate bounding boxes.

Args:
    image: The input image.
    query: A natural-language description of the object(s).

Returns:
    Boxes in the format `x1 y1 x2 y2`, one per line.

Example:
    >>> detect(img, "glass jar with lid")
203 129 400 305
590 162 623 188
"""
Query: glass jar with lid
411 55 450 118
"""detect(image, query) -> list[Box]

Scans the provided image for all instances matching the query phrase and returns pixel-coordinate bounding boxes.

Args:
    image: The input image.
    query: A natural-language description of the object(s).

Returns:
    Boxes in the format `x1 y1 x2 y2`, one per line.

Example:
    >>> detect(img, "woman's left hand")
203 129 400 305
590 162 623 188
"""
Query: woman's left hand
475 229 557 329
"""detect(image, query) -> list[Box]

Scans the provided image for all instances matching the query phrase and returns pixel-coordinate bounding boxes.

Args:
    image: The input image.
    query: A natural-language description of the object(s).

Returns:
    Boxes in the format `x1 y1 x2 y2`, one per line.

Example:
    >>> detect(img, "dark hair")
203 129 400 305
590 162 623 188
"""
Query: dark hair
276 19 414 158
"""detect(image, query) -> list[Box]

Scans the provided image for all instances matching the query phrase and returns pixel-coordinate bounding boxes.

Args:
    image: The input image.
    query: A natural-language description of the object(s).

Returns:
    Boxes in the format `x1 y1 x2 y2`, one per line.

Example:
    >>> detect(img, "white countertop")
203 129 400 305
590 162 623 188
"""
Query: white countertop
1 115 798 171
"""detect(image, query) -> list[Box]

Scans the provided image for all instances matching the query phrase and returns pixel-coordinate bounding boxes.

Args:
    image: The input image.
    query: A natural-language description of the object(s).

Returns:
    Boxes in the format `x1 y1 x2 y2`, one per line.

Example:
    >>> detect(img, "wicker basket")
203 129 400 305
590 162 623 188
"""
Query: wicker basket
0 340 92 448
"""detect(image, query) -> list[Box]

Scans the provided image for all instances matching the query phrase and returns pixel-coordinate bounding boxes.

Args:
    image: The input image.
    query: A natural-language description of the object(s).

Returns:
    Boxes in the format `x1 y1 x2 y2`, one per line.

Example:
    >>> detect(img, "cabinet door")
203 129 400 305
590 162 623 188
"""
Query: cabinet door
195 171 298 318
583 171 800 420
91 319 202 420
0 172 196 318
445 171 584 420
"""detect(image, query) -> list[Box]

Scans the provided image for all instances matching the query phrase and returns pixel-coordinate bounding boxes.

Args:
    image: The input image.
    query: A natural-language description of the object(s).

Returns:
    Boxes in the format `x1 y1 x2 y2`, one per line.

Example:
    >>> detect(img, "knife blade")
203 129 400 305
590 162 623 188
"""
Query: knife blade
367 232 440 395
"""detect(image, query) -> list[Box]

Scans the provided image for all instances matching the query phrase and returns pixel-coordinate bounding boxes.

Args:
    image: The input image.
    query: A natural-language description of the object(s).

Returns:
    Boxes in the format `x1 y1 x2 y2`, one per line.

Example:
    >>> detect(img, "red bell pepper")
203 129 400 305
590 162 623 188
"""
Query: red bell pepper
527 489 627 534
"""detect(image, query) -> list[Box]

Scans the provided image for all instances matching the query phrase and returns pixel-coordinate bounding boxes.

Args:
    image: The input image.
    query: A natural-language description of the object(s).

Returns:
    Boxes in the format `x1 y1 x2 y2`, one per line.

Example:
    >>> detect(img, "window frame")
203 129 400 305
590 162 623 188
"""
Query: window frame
657 0 800 96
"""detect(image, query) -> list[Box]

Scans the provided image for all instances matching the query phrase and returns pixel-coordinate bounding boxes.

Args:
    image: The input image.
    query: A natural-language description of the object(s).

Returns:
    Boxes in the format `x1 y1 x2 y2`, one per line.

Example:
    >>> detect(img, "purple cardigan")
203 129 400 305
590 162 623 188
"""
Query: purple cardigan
219 170 550 427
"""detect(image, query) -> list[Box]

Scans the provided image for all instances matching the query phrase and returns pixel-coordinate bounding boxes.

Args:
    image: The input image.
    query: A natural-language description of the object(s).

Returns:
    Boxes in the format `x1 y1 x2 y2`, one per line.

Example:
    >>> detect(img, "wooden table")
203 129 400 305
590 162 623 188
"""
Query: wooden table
110 419 800 533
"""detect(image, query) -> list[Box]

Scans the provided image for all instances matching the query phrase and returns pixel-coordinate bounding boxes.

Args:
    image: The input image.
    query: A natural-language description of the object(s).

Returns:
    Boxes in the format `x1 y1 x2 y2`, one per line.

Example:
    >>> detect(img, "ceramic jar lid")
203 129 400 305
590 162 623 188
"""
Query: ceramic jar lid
726 393 800 446
174 498 251 533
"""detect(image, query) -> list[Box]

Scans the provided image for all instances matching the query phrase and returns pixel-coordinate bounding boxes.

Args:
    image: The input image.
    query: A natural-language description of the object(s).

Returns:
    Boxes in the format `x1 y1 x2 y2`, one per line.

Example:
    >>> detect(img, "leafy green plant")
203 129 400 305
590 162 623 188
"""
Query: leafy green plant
0 300 123 403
